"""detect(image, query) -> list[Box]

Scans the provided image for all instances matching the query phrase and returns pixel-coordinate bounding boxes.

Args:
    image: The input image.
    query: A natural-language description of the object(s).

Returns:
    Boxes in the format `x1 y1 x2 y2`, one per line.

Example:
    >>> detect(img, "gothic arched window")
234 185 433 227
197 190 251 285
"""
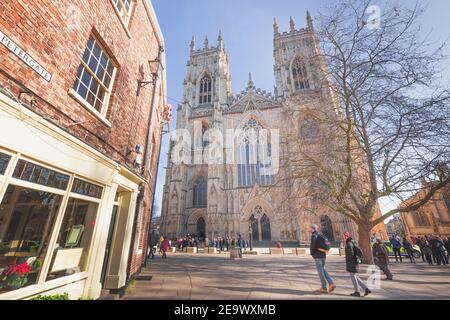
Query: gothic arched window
237 119 274 187
193 176 207 207
292 56 310 90
320 215 335 242
300 115 320 140
412 210 430 227
199 75 212 105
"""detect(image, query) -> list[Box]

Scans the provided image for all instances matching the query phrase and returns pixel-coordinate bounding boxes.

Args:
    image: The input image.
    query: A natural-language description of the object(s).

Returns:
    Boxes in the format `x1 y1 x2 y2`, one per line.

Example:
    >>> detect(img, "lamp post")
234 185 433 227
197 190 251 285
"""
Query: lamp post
249 224 253 251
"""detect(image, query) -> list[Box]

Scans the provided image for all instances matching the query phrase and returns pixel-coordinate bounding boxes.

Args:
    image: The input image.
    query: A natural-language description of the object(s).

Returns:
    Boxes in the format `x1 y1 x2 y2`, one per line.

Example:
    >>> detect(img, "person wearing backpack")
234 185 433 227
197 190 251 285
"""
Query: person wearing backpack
309 224 336 294
344 232 371 297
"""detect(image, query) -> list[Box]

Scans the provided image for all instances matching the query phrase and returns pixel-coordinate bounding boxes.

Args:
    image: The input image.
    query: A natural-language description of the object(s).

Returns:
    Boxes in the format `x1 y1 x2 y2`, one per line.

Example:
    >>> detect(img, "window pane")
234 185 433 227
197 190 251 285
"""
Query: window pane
86 36 95 51
88 56 98 74
77 83 88 100
80 69 92 89
92 43 101 60
12 160 70 190
47 198 99 280
0 153 11 175
0 185 62 292
71 178 103 199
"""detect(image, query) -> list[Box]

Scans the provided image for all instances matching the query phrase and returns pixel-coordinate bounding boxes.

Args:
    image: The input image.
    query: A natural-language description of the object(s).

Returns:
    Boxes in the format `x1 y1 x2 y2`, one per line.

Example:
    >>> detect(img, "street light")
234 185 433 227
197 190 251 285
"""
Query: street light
249 224 253 251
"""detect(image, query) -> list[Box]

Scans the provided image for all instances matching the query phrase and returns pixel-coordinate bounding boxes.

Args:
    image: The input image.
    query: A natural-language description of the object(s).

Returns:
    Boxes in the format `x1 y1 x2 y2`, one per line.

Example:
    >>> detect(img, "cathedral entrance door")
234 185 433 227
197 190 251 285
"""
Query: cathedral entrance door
197 217 206 239
261 214 271 241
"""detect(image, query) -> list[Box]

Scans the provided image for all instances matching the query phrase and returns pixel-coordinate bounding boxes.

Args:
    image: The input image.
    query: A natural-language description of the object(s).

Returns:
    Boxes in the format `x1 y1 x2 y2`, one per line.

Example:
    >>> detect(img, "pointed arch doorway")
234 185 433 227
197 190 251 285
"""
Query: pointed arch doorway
260 214 271 241
197 217 206 239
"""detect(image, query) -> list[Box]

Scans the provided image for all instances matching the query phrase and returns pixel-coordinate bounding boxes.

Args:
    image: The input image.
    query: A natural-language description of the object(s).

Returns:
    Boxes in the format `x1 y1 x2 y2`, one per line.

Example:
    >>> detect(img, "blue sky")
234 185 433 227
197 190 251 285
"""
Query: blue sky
151 0 450 219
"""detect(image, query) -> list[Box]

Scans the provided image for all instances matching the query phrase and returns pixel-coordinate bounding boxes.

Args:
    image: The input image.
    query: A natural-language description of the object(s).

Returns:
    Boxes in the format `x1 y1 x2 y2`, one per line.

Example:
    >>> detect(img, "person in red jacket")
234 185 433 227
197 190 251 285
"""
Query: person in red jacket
161 236 171 259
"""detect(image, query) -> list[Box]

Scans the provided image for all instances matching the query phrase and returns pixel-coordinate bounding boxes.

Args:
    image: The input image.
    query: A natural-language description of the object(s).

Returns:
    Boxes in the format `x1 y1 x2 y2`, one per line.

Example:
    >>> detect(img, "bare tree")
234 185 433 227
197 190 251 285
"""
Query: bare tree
276 0 450 262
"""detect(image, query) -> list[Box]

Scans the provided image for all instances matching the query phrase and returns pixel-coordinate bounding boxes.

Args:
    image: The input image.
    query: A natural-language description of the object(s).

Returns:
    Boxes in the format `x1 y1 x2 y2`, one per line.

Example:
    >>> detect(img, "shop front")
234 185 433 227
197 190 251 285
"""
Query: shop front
0 92 143 299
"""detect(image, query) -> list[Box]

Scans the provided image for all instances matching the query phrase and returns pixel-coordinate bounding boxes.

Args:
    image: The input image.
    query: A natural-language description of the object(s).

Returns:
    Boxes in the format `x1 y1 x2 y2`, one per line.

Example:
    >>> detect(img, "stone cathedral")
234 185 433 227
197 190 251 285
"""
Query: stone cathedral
160 14 385 244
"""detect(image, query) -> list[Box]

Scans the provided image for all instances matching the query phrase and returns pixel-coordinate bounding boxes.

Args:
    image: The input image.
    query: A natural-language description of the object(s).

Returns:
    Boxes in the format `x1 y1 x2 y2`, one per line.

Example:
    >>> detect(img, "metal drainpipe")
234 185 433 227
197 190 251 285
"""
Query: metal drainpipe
143 123 164 267
125 46 163 284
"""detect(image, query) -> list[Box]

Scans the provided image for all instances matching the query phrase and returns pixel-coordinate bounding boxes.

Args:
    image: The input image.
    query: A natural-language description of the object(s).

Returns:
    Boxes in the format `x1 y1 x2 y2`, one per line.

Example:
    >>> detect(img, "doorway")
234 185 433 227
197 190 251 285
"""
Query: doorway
100 194 119 287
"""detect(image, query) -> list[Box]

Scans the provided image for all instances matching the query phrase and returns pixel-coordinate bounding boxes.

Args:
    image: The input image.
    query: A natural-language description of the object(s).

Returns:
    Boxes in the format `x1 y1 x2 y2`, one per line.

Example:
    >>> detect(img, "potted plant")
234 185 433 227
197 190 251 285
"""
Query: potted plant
0 261 31 291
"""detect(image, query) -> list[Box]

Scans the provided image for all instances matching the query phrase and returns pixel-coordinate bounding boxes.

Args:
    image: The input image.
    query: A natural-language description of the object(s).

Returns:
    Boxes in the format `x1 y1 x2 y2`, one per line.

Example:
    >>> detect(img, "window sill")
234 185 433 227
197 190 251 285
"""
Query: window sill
0 272 89 300
68 88 112 128
109 0 132 39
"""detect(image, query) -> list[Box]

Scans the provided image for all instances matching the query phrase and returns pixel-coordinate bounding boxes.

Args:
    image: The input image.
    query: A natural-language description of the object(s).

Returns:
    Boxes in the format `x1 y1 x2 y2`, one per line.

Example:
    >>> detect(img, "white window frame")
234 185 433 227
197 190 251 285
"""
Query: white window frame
110 0 134 36
69 35 117 127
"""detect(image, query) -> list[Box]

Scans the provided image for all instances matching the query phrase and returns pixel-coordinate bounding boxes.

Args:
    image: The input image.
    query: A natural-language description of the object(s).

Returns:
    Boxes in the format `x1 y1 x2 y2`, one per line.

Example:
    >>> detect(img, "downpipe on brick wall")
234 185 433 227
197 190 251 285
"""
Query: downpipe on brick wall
125 46 165 285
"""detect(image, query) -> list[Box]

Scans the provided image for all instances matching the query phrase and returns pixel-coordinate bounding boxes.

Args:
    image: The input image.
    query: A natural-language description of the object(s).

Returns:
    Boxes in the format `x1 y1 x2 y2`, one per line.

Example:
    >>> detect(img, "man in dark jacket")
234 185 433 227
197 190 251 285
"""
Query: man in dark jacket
444 237 450 261
389 235 402 262
429 235 447 265
344 232 371 297
373 238 393 280
147 230 158 259
309 224 336 294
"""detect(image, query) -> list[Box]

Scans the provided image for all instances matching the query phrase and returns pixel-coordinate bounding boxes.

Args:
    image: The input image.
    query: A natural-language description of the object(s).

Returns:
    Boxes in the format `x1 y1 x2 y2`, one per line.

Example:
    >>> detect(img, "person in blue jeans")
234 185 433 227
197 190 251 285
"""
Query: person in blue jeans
309 224 336 294
390 235 403 262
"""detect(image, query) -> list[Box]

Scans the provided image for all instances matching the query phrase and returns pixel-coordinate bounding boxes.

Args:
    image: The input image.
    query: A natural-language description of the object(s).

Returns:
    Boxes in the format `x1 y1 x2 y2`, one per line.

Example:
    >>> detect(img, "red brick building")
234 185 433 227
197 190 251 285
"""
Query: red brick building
0 0 169 299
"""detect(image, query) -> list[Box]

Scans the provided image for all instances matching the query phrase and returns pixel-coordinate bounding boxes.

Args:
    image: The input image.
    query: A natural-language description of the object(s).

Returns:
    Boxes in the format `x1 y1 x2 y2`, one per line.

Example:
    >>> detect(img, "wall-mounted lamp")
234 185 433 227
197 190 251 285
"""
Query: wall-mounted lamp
136 47 165 96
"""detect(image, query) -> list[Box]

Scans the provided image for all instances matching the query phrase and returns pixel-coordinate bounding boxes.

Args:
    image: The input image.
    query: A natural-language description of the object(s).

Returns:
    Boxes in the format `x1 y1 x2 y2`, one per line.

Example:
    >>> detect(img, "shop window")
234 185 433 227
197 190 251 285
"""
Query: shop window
47 198 99 280
0 152 11 175
72 34 116 118
71 178 103 199
12 159 70 190
0 185 62 293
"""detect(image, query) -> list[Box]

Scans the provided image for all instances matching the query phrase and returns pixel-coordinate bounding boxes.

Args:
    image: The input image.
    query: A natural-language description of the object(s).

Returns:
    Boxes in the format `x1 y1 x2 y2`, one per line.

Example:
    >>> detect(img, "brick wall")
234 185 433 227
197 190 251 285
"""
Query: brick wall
0 0 165 283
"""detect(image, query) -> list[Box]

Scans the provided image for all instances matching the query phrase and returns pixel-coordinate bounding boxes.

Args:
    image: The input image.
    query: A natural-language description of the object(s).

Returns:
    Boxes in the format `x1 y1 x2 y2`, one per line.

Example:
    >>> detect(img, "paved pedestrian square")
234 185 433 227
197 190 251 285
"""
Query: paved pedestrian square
122 252 450 300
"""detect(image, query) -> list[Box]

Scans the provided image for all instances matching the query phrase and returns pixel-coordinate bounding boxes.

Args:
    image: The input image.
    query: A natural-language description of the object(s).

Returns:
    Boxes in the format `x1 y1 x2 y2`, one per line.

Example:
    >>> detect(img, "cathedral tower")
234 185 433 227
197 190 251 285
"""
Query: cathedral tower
273 13 323 100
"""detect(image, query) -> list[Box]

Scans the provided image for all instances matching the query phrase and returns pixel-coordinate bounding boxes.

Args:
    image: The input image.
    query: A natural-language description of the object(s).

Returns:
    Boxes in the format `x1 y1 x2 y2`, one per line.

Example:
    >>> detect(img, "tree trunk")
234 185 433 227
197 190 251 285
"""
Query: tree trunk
357 220 374 264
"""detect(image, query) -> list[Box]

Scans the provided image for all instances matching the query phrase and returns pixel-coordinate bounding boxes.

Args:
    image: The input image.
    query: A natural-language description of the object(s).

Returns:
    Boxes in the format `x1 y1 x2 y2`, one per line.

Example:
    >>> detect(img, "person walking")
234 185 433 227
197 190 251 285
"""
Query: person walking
444 237 450 262
372 238 394 280
161 236 170 259
237 234 243 258
417 236 426 262
402 237 415 264
147 230 158 260
390 235 403 263
344 232 371 297
430 235 447 266
436 236 449 265
423 240 434 265
309 224 336 294
158 234 164 255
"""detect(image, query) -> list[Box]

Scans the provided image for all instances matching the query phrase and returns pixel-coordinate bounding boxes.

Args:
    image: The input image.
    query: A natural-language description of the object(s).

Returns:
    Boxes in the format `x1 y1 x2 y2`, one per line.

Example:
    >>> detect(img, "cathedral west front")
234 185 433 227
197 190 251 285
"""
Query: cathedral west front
159 13 380 245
